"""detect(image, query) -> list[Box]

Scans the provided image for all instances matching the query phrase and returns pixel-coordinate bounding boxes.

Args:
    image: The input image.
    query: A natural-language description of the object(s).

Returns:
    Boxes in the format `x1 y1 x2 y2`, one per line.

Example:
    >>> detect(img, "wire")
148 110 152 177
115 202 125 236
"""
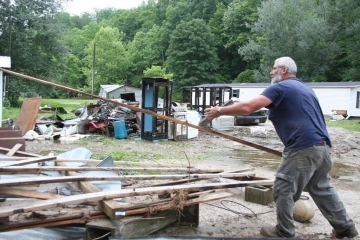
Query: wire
204 200 275 219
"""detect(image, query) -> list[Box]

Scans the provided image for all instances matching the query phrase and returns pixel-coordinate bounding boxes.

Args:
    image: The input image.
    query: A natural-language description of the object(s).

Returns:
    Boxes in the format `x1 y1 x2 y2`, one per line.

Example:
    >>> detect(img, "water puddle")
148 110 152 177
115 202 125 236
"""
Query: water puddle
233 149 360 183
233 149 281 170
331 162 360 182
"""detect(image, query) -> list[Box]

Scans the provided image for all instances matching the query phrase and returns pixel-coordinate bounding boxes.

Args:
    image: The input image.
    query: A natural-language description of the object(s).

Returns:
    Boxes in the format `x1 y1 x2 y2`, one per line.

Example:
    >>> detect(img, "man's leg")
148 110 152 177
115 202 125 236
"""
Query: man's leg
306 146 356 234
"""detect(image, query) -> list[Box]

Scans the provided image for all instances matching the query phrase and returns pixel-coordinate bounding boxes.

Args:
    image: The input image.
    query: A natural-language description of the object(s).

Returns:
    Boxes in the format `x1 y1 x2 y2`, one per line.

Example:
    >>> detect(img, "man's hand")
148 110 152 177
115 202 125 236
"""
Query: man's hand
204 106 221 119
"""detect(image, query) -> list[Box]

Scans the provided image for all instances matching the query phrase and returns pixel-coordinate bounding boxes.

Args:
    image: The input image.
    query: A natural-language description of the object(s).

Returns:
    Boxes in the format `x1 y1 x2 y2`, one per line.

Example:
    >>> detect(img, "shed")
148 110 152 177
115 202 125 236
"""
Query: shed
99 85 142 103
190 82 360 117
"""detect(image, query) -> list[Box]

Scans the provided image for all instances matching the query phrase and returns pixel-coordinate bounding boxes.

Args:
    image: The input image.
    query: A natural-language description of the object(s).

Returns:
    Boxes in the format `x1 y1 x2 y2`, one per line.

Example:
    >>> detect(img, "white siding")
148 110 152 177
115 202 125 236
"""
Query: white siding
348 87 360 117
235 87 264 102
231 86 360 116
312 88 350 115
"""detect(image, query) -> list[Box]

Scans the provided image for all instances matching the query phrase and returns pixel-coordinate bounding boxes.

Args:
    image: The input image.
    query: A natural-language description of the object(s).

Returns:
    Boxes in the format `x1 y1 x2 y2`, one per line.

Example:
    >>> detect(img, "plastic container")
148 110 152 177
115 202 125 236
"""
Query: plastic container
212 116 234 131
114 120 127 139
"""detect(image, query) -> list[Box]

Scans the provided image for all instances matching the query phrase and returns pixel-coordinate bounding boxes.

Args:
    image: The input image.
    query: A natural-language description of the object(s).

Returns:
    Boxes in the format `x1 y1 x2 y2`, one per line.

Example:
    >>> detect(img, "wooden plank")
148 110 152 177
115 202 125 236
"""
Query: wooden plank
119 192 233 216
0 68 282 157
0 166 223 173
110 190 214 212
15 97 42 135
0 139 26 152
0 147 38 157
6 144 23 156
0 211 105 232
56 159 189 168
0 130 22 138
55 160 124 221
0 187 62 199
150 168 256 187
0 179 274 218
0 156 56 167
0 158 191 168
0 173 255 187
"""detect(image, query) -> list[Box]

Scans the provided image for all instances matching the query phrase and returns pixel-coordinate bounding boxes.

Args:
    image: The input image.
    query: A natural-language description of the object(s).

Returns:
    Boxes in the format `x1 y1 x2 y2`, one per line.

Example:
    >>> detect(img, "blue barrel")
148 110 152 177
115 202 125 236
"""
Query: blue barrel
114 120 128 139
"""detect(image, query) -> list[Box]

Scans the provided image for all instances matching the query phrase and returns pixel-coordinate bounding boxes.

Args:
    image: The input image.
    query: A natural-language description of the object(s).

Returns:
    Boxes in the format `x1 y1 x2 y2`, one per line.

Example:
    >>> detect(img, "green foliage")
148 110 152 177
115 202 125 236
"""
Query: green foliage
2 0 360 104
82 27 130 93
233 69 255 83
166 18 220 90
127 25 165 79
239 0 345 82
143 66 173 79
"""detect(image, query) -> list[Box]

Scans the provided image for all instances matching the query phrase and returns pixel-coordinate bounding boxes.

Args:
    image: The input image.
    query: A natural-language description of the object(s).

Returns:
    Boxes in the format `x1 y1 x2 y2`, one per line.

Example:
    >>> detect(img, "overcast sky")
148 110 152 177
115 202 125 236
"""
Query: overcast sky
65 0 147 15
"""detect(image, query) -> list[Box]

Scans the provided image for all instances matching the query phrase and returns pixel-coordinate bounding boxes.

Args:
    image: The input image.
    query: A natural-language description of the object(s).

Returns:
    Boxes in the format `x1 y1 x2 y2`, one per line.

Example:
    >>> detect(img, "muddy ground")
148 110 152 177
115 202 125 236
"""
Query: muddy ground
25 121 360 239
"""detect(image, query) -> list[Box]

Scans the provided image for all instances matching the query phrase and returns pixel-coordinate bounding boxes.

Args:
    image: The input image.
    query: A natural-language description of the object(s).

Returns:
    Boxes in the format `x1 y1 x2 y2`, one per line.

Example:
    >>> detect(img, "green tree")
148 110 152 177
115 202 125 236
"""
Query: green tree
240 0 341 82
0 0 67 105
143 66 173 79
128 25 165 76
221 0 263 81
166 19 220 91
82 27 130 94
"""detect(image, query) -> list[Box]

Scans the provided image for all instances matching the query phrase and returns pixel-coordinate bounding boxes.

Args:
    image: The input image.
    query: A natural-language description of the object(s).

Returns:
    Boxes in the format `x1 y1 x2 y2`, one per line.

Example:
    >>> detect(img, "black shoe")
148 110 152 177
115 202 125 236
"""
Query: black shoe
332 227 358 238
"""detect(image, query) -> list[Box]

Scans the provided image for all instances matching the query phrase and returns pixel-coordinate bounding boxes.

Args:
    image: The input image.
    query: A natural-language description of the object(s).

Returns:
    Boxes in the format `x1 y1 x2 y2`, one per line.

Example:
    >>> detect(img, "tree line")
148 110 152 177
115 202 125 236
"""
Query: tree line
0 0 359 106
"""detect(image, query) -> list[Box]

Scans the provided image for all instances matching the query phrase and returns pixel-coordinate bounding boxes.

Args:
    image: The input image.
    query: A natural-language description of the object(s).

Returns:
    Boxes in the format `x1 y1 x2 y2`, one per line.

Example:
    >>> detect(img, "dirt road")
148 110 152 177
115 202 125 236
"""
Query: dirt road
26 121 360 239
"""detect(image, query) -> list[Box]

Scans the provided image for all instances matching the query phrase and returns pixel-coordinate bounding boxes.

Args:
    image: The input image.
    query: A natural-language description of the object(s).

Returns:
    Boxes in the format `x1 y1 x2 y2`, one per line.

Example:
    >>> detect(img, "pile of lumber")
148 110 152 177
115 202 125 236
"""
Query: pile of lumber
0 145 273 236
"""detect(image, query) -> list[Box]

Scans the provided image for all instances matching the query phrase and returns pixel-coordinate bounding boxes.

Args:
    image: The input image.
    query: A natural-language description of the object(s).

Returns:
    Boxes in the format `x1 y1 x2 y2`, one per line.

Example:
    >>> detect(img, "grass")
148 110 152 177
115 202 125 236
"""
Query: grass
326 119 360 132
3 98 91 120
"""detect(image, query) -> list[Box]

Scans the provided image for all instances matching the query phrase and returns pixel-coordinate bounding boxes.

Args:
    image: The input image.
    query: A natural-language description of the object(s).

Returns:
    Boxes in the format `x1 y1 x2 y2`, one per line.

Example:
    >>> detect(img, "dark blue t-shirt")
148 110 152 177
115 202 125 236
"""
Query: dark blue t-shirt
261 78 331 151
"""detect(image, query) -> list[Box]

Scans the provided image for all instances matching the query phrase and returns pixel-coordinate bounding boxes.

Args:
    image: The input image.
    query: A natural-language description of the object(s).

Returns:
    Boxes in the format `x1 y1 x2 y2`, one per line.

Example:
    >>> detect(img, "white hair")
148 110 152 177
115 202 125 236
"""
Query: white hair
275 57 297 74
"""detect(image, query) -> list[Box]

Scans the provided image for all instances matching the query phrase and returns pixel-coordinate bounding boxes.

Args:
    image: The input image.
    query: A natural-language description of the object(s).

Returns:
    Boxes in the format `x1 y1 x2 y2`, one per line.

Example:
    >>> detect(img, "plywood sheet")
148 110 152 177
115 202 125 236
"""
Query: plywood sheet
15 97 42 135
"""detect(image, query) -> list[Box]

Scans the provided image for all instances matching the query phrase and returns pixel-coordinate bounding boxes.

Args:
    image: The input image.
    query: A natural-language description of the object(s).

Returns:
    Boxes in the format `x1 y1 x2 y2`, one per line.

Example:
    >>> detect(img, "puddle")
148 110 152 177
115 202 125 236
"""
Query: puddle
233 149 281 170
331 162 360 182
233 149 360 183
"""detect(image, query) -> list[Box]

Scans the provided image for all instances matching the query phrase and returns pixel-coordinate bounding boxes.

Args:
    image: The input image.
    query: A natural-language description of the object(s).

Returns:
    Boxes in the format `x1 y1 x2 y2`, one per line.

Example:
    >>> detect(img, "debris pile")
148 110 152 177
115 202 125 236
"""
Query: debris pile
0 145 273 238
13 98 141 143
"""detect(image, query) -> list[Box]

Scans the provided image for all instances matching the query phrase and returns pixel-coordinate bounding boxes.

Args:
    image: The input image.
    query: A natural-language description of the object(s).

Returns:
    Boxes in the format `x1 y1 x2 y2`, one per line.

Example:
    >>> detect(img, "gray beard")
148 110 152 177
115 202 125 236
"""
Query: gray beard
271 72 282 84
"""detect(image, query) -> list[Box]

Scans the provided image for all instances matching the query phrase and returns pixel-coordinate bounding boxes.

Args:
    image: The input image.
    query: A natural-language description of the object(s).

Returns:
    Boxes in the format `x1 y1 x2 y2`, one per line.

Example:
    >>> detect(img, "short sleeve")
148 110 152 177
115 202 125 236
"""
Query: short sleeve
261 84 284 108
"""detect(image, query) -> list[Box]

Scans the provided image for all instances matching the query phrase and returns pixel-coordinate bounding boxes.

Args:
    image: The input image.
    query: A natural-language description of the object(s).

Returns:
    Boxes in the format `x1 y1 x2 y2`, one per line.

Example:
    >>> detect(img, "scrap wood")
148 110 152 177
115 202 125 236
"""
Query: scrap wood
0 166 223 174
0 68 282 157
55 159 190 168
0 147 39 158
55 160 125 220
120 191 234 216
0 187 63 199
0 179 273 218
0 211 105 232
0 156 56 167
0 172 255 187
0 158 191 168
14 97 42 136
112 190 215 212
0 148 123 220
150 167 256 187
6 144 23 156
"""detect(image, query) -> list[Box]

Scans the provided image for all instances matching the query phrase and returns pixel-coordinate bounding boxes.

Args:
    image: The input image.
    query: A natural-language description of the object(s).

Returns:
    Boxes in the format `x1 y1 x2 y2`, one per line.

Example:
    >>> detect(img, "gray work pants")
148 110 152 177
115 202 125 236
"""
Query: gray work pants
274 145 355 237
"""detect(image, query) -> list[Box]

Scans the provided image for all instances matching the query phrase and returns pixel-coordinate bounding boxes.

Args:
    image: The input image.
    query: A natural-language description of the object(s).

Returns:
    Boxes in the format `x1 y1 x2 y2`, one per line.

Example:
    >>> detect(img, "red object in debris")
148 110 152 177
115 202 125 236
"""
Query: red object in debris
86 122 106 133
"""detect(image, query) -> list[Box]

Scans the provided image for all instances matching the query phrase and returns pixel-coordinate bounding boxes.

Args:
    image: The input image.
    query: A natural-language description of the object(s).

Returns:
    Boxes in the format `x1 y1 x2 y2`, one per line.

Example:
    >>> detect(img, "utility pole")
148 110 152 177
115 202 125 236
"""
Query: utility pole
0 57 11 127
91 43 96 103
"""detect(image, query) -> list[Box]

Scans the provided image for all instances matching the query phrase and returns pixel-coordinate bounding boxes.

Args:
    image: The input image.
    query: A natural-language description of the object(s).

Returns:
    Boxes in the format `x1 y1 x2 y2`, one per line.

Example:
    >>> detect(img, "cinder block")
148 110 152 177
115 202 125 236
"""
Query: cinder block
245 186 274 205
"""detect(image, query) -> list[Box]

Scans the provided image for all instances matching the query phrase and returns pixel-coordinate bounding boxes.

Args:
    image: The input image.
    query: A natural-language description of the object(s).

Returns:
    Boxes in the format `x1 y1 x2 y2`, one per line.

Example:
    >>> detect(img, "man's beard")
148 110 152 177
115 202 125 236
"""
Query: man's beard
271 70 282 84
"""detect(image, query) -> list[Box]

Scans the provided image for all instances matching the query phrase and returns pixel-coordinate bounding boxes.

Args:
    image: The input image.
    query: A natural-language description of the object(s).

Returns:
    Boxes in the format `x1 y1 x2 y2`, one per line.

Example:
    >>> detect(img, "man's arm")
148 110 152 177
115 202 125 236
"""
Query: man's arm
204 95 272 119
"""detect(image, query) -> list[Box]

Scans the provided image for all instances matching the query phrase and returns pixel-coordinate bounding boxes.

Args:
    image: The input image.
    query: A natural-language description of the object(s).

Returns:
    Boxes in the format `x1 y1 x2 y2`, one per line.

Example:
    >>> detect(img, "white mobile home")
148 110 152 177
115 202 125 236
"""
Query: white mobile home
192 82 360 117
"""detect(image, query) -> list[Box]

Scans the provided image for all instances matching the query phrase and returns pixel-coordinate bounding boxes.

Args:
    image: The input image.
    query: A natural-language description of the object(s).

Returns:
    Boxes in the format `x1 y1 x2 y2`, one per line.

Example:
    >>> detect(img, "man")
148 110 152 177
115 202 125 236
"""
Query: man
204 57 358 238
